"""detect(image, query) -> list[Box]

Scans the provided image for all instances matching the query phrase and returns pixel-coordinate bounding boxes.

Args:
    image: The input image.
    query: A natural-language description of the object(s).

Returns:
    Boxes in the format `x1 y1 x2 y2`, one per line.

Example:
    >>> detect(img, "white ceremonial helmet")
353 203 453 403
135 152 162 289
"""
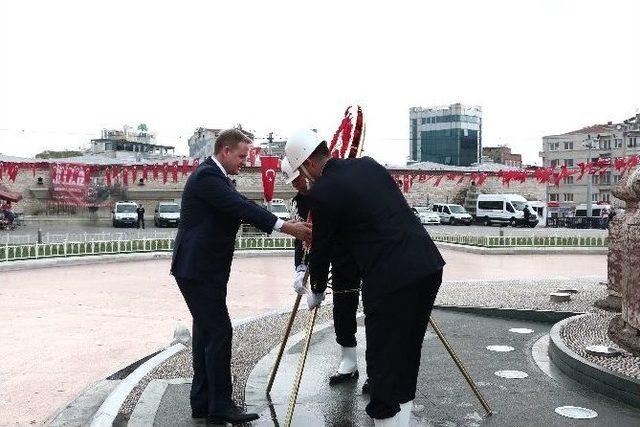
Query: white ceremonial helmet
280 156 300 184
285 129 323 173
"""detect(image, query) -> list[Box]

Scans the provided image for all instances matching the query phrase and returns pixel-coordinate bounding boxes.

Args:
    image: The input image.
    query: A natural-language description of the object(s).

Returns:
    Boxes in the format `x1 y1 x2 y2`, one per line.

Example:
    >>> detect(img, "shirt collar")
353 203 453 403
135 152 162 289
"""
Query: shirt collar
209 156 228 178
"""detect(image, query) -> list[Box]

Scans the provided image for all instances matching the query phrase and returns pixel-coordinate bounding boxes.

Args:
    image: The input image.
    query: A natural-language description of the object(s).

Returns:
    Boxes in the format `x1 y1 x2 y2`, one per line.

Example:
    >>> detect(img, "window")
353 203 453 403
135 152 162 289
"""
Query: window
592 193 600 202
601 172 611 185
615 138 623 148
599 192 611 203
600 140 611 150
421 118 426 124
614 174 622 183
550 159 560 168
565 159 574 167
506 203 515 213
549 142 560 151
563 193 574 202
478 200 504 210
549 194 559 202
563 176 574 184
592 175 599 185
563 141 574 150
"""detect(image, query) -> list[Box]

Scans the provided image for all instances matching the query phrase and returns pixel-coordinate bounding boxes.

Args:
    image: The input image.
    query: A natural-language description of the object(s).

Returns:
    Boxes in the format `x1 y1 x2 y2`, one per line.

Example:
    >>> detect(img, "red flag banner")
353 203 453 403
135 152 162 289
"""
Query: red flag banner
260 155 280 202
49 163 110 206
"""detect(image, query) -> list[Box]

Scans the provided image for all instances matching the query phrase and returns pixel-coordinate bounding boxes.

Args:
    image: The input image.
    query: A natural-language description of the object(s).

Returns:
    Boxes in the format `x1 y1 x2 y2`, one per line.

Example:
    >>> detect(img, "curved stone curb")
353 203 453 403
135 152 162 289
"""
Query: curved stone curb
0 249 294 272
89 342 186 427
434 304 583 323
435 241 607 255
548 314 640 408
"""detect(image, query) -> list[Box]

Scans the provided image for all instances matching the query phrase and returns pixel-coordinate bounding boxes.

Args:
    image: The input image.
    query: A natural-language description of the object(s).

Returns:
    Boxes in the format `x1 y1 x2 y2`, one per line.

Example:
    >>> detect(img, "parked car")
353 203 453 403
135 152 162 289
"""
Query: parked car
112 201 139 228
476 194 539 227
154 202 181 227
431 203 472 225
412 206 441 225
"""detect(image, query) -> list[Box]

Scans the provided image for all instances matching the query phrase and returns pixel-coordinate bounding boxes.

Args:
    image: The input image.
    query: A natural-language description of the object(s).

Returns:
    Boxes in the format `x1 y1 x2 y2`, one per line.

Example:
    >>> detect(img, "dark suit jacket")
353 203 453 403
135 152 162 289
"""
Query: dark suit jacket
306 157 445 303
171 157 277 283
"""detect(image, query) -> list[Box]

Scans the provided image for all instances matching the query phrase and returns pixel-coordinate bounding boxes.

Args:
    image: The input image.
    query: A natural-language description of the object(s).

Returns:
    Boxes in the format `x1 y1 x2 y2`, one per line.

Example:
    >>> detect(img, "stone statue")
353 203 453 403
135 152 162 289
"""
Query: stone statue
608 167 640 355
595 175 631 311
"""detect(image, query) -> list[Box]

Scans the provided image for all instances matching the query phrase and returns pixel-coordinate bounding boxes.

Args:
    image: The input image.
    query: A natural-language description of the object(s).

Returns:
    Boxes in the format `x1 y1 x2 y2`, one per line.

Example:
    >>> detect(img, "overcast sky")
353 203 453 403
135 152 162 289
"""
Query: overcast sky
1 0 638 165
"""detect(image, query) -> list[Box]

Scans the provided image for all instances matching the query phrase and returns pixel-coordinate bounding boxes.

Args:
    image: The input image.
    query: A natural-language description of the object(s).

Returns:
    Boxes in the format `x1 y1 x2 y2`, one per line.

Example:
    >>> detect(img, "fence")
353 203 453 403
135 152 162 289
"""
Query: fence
0 236 295 263
430 233 608 248
0 233 608 263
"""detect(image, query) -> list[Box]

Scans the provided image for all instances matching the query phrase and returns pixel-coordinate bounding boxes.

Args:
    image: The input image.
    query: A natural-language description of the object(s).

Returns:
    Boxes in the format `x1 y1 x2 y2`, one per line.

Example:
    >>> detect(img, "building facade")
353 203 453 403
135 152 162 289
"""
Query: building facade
91 127 174 159
482 146 523 168
409 103 482 166
541 115 640 209
187 127 254 159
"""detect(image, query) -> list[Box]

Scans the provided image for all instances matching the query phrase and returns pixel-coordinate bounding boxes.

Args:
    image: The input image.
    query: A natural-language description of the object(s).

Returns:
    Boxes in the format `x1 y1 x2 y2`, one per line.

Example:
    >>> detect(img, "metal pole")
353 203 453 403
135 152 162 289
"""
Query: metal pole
284 306 319 427
429 317 493 416
266 293 302 394
586 140 593 218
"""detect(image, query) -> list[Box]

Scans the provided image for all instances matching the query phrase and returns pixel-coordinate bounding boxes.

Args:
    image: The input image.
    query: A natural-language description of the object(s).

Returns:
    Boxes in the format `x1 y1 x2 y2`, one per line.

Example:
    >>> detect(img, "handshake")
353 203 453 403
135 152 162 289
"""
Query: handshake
293 264 325 310
281 220 312 243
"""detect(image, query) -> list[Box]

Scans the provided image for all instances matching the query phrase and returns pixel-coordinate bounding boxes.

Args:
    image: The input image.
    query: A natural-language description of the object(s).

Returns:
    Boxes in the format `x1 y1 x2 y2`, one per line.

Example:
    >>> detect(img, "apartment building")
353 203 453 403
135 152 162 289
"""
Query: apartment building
541 114 640 209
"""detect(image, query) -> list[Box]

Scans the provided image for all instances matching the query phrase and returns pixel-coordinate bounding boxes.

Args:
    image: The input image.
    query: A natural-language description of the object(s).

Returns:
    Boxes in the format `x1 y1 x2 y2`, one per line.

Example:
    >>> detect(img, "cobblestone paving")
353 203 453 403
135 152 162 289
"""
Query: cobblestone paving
119 306 337 418
560 311 640 379
118 277 607 419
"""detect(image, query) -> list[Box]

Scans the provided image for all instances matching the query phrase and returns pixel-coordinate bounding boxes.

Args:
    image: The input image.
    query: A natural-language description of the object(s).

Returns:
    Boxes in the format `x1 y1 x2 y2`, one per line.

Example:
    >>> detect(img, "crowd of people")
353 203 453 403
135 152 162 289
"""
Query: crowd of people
170 128 445 426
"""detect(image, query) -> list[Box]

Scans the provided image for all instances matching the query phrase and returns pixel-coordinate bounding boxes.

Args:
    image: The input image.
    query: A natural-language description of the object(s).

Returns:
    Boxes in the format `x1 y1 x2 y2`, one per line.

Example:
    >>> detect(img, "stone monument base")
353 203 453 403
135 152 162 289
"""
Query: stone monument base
608 315 640 356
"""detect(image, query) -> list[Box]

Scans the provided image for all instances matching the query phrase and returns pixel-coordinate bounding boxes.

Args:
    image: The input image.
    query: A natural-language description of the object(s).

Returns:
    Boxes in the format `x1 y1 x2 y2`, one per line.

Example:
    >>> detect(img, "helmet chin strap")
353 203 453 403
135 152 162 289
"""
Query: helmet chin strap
299 164 315 183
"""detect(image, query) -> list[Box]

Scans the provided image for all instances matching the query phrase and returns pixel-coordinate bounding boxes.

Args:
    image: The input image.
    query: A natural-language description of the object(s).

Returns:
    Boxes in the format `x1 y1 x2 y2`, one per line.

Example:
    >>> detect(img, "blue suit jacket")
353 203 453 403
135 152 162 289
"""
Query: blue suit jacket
171 157 277 283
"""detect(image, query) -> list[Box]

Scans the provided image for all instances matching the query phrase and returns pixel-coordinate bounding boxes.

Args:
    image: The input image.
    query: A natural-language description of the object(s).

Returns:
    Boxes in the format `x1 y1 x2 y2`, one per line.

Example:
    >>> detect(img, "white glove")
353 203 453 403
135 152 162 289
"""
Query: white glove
293 265 307 295
306 291 325 310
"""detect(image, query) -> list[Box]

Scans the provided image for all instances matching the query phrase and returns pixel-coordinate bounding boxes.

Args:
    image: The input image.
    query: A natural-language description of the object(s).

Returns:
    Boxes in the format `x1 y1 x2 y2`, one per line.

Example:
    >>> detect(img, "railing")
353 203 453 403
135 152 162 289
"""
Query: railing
430 233 608 248
0 233 607 263
0 236 295 263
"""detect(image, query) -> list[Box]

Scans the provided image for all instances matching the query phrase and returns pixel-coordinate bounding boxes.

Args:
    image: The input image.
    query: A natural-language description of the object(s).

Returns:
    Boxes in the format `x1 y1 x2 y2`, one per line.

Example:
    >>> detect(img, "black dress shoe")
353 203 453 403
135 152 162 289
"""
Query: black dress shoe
207 404 259 425
362 378 370 394
329 369 359 385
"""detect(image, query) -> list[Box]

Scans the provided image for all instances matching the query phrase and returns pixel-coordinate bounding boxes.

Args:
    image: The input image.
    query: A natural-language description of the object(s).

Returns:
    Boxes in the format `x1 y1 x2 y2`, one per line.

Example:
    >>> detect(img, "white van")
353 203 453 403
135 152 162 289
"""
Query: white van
476 194 539 227
431 203 473 225
112 201 139 228
574 203 611 218
264 198 291 221
154 202 181 227
527 201 548 227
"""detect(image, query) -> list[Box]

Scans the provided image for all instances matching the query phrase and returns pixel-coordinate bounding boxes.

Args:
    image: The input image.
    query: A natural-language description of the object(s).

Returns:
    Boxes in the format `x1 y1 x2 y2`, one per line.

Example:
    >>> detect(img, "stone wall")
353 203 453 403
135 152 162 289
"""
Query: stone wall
2 164 546 217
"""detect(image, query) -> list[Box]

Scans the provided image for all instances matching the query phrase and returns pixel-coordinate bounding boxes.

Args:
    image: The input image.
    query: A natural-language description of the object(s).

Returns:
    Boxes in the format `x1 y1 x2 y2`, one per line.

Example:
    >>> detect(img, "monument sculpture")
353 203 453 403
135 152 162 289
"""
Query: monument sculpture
608 167 640 355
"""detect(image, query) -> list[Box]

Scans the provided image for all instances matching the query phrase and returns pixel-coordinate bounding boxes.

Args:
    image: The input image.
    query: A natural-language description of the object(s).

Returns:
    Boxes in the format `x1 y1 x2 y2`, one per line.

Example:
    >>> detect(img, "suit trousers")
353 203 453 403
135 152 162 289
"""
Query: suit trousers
332 279 360 348
176 277 233 414
363 269 443 419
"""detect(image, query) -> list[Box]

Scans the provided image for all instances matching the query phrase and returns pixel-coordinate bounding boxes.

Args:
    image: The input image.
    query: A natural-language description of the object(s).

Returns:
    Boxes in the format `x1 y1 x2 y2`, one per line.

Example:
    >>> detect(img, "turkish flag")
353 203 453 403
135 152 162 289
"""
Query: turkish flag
142 164 148 181
260 156 280 202
105 168 112 187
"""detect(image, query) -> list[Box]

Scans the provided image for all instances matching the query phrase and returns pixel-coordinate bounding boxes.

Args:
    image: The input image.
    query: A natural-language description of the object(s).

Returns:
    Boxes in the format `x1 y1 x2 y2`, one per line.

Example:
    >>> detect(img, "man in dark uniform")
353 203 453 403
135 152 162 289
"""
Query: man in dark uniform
285 132 445 426
171 129 311 425
137 204 145 229
282 157 362 385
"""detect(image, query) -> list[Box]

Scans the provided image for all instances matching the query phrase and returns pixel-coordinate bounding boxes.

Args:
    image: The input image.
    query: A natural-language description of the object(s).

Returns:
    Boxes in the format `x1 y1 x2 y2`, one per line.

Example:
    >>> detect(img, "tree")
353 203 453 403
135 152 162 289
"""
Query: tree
137 123 148 134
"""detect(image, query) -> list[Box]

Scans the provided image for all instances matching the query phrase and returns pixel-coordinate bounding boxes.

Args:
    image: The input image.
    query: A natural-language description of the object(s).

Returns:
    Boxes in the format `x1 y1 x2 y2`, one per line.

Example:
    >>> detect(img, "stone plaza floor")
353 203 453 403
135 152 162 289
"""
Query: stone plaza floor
0 249 607 424
130 309 640 426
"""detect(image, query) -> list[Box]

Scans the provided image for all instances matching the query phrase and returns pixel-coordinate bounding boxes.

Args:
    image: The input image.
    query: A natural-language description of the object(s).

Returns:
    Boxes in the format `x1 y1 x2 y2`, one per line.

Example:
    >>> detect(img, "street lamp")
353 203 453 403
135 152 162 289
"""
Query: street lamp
583 134 599 218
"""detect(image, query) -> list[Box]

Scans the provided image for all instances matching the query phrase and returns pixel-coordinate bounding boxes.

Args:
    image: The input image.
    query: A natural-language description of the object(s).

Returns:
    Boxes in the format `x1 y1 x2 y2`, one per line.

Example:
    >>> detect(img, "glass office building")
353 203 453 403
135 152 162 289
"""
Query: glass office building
409 104 482 166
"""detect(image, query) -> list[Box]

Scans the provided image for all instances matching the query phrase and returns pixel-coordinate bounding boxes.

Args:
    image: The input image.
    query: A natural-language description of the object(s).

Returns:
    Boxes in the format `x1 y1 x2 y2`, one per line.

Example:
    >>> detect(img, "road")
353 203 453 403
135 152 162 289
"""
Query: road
0 220 607 245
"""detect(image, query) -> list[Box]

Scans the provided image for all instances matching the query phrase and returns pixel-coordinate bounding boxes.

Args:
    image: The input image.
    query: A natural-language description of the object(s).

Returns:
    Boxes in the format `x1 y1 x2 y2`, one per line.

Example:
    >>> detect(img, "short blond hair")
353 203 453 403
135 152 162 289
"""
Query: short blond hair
214 128 252 154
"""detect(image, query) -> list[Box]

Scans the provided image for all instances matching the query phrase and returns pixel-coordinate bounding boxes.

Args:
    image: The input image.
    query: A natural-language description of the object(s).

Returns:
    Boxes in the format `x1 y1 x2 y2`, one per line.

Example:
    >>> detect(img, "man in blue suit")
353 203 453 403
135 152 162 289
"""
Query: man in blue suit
171 129 311 425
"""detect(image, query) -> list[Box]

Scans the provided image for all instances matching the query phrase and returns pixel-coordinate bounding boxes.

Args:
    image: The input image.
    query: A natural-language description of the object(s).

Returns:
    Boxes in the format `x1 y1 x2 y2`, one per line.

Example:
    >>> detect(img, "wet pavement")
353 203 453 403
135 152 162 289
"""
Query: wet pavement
147 310 640 426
